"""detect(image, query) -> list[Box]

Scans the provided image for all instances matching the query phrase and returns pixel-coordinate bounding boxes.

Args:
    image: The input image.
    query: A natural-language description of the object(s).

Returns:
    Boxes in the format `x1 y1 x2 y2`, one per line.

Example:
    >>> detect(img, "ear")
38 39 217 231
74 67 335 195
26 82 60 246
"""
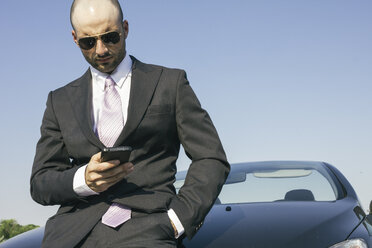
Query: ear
122 20 129 39
72 30 79 45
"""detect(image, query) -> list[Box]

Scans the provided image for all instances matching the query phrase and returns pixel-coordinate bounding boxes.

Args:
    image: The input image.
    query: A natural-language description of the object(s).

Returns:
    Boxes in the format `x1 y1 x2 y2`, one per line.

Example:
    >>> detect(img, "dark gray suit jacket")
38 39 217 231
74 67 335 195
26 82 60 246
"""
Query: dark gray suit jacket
30 57 230 248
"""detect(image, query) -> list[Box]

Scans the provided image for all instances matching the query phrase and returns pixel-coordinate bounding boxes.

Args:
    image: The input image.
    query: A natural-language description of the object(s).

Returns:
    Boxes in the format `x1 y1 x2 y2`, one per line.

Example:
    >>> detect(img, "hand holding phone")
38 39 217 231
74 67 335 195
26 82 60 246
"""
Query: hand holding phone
86 149 134 193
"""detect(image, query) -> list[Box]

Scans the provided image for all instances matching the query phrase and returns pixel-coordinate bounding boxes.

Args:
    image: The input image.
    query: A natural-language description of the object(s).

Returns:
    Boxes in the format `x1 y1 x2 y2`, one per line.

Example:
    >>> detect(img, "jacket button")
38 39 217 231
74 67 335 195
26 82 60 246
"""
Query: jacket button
195 222 203 231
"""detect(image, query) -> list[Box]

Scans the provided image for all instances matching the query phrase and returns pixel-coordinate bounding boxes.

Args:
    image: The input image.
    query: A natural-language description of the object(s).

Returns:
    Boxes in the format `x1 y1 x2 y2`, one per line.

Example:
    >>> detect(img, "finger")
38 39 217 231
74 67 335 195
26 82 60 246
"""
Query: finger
91 172 127 192
104 164 134 179
91 160 121 172
87 162 133 182
121 162 134 168
91 152 102 162
103 172 126 184
95 163 133 181
107 162 133 174
86 161 120 184
86 152 104 173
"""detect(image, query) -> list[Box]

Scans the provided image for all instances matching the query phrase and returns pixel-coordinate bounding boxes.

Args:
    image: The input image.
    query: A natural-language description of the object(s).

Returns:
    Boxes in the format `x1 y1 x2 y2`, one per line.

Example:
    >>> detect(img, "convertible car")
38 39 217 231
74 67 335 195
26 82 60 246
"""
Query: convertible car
1 161 371 248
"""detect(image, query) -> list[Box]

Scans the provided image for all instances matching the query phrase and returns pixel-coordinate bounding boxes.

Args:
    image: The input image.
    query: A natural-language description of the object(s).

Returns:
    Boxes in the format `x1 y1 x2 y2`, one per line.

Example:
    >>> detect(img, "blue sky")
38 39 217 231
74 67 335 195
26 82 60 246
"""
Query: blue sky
0 1 371 225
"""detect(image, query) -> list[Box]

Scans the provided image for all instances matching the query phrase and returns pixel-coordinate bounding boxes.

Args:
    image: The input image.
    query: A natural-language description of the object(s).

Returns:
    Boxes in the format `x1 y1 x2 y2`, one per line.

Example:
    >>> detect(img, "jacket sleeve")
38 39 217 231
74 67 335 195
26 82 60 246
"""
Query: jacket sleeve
30 91 84 206
168 70 230 239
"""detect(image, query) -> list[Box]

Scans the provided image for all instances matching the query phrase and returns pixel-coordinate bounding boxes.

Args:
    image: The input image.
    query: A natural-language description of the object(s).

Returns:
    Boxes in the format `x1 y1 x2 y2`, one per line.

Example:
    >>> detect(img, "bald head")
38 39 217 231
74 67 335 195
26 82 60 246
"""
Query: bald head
70 0 123 32
70 0 128 73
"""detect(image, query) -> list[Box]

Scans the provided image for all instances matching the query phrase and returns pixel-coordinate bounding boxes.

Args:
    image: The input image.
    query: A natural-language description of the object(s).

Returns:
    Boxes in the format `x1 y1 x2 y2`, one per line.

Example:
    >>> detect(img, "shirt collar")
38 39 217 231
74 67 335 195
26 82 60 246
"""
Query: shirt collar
90 53 133 91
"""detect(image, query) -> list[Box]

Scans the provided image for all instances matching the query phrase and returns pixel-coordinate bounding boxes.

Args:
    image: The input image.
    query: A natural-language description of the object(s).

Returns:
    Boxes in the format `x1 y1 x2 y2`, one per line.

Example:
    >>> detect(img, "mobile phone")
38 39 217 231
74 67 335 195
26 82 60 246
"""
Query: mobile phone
101 146 132 164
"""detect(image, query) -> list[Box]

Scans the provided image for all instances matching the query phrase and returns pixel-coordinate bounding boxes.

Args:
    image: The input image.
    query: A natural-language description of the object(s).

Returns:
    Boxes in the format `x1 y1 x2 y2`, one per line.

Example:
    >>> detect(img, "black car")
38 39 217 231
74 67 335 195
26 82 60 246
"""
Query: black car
2 161 372 248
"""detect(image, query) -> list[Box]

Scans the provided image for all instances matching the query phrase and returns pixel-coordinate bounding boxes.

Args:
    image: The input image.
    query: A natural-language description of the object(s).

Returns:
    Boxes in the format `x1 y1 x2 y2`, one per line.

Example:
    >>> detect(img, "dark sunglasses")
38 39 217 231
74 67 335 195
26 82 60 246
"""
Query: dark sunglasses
78 31 121 50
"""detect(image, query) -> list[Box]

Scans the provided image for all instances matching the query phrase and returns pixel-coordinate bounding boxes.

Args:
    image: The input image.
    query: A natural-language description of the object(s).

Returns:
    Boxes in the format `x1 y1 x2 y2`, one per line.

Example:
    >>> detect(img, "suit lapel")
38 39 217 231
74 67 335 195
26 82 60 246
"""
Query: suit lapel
114 57 162 146
66 69 104 149
64 57 161 149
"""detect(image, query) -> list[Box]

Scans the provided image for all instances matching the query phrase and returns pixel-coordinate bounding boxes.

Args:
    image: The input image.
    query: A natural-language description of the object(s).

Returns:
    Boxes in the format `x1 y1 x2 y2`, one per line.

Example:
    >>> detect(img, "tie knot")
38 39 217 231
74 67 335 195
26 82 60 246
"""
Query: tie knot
105 76 116 89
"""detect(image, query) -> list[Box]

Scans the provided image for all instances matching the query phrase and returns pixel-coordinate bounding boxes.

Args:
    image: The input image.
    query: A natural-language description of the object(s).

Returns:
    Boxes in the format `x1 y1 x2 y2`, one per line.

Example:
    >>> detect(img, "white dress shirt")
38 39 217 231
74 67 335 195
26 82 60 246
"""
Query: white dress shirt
72 53 184 238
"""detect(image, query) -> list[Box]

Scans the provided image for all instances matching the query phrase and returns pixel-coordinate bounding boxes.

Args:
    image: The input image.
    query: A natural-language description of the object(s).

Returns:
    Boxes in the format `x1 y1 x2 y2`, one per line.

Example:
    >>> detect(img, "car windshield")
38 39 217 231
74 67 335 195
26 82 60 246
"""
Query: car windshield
175 163 341 204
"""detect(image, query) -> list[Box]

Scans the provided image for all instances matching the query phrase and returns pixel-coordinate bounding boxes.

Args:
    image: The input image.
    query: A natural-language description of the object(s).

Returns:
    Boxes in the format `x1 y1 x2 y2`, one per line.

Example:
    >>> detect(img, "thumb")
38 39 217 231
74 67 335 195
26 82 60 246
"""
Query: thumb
91 152 102 162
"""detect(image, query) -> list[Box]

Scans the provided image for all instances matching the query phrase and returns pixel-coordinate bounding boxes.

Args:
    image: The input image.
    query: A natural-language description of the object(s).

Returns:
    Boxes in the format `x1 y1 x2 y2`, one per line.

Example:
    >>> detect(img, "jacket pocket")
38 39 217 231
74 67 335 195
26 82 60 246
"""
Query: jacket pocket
145 104 173 116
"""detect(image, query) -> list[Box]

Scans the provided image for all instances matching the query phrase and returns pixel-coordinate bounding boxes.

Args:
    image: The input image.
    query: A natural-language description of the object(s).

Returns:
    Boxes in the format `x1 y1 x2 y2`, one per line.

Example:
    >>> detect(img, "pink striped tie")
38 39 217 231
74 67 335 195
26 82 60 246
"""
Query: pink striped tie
102 203 131 228
98 76 131 228
97 76 124 147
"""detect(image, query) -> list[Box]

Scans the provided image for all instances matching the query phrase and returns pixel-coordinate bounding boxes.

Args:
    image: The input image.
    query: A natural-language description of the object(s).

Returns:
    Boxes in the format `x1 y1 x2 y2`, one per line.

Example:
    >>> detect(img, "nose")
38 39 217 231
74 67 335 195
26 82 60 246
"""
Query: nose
95 39 108 56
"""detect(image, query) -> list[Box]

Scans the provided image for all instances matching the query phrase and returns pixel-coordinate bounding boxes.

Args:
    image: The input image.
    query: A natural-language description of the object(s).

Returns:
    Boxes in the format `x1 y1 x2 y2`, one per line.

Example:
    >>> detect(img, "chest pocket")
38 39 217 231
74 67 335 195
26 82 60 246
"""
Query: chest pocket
145 104 173 117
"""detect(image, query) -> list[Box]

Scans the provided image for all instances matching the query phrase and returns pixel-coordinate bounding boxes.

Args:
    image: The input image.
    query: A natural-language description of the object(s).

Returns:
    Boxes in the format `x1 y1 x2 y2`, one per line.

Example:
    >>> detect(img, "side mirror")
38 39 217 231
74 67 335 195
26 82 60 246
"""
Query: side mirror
369 200 372 215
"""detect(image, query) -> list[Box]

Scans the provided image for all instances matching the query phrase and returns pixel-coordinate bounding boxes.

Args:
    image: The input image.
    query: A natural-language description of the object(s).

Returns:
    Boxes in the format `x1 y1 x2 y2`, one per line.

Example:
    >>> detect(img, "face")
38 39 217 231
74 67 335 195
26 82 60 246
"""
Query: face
72 18 128 74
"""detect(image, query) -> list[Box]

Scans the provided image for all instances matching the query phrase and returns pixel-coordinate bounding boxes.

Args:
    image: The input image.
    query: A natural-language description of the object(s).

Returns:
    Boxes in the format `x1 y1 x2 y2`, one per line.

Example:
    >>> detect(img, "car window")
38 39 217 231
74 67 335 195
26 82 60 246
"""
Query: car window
218 168 337 204
175 166 339 204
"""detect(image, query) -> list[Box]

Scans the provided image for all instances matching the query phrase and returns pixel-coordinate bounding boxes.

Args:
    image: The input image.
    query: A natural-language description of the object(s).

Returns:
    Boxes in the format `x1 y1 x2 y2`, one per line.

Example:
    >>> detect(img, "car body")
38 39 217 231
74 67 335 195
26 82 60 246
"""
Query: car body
179 161 372 248
1 161 371 248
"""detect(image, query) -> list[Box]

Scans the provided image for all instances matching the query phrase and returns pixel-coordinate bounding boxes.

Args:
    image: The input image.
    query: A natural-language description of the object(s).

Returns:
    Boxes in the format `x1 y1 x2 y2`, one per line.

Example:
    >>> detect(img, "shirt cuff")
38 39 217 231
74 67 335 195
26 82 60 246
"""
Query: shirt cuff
167 208 184 239
73 164 99 196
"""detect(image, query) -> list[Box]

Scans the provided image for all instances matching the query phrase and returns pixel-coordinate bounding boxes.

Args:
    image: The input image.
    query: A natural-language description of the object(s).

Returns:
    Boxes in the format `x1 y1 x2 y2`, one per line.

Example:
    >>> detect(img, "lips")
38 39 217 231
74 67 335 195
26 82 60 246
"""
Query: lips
96 56 112 63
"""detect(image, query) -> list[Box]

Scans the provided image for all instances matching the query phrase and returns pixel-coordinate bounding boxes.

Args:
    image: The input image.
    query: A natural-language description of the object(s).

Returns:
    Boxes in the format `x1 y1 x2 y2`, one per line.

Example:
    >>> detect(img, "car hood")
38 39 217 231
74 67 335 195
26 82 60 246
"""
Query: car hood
184 198 363 248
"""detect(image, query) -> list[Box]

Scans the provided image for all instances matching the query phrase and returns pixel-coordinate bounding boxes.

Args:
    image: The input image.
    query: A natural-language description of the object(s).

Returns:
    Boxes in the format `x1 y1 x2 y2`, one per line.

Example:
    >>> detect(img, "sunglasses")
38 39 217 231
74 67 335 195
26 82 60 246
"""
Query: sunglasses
78 31 121 50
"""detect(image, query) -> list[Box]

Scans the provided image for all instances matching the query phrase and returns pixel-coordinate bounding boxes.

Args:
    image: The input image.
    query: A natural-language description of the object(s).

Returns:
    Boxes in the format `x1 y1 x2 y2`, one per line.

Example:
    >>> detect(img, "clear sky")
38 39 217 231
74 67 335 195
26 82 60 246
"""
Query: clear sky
0 1 371 226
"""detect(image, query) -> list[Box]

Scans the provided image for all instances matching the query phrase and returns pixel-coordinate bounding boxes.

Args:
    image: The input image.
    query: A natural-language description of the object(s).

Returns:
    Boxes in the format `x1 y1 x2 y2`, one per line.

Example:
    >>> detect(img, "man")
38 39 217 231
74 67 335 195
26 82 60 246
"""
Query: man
30 0 230 247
